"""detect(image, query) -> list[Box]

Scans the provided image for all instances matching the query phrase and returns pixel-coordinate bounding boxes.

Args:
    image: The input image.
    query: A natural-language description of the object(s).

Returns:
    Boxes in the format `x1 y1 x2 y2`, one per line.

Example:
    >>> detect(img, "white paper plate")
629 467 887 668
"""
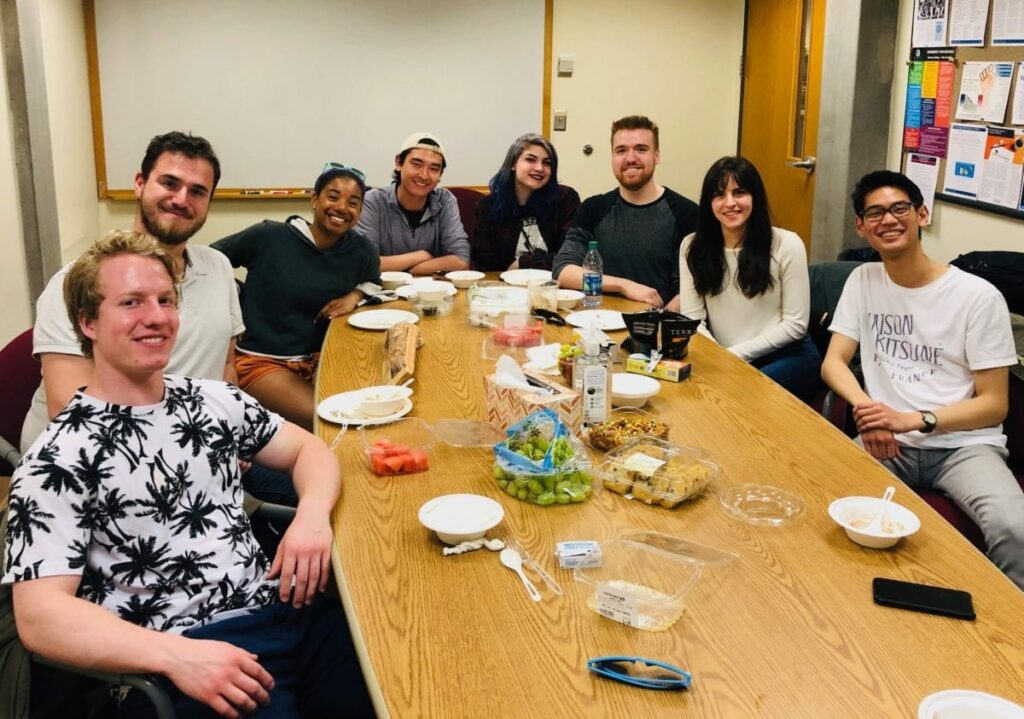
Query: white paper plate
919 690 1024 719
317 391 413 426
347 309 419 330
500 269 553 286
394 282 457 300
565 309 626 331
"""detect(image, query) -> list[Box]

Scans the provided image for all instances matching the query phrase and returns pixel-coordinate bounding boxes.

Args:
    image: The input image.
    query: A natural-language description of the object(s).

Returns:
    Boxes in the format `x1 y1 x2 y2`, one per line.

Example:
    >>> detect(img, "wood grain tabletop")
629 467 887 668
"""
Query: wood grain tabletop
316 284 1024 719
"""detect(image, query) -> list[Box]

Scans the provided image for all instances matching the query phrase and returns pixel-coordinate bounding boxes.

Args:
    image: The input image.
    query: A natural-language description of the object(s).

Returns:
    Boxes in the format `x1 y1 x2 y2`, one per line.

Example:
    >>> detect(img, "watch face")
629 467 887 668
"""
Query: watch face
921 411 937 433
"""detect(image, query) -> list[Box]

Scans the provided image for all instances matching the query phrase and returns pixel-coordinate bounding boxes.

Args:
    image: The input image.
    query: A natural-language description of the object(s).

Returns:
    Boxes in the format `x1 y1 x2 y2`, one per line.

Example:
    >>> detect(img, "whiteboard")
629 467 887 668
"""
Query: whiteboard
90 0 547 194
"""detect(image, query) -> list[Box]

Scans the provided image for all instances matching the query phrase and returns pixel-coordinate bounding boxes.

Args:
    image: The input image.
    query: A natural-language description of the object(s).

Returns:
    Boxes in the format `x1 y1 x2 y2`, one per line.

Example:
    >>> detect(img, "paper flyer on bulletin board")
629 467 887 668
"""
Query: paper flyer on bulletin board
956 61 1015 123
905 153 940 222
976 126 1024 208
943 123 990 198
950 0 989 45
914 0 950 47
904 56 955 156
992 0 1024 45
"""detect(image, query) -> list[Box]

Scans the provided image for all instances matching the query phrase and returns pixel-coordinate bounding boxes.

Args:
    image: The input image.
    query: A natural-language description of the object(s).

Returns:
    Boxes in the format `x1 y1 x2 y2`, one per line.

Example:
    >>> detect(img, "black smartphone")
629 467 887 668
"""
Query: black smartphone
872 577 976 620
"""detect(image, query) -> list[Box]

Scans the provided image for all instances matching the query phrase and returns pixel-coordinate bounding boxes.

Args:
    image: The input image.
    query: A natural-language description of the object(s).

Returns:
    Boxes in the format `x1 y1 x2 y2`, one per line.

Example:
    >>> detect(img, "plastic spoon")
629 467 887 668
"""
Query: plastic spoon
867 486 896 533
500 548 541 602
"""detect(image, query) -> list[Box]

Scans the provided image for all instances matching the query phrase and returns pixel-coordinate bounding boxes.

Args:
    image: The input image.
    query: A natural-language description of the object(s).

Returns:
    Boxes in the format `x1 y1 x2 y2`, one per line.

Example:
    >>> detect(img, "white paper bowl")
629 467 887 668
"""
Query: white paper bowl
380 271 412 290
556 289 585 311
446 270 485 289
828 496 921 549
410 280 452 302
610 373 661 407
358 385 414 417
919 690 1024 719
418 494 505 545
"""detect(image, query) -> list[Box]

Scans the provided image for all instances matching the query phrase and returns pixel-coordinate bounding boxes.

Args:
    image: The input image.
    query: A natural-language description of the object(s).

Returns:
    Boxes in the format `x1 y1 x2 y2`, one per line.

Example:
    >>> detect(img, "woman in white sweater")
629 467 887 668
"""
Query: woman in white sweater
679 156 820 400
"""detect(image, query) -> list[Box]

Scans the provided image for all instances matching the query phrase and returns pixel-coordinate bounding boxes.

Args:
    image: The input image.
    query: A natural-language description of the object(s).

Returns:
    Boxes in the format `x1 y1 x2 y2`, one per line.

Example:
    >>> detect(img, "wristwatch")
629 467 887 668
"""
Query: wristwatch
919 411 937 433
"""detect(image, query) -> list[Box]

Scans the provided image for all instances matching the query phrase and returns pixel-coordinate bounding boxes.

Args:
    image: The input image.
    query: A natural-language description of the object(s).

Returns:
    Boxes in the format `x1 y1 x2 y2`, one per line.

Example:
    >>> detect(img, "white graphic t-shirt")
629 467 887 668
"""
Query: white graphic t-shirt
830 264 1016 449
515 217 547 257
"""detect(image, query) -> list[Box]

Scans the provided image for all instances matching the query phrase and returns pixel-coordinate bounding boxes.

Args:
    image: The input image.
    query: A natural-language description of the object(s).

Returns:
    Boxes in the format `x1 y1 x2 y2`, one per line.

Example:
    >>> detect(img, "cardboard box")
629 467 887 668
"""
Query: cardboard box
484 371 583 434
625 355 692 383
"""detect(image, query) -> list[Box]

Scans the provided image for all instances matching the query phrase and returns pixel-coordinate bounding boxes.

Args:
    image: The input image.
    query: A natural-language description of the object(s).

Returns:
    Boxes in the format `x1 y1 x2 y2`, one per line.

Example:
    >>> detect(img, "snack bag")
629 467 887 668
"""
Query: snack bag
492 409 595 506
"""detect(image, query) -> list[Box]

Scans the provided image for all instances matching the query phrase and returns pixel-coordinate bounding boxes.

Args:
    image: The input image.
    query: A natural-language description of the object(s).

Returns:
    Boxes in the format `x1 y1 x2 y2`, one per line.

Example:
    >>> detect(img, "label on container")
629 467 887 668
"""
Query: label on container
582 272 602 297
596 582 639 627
581 364 608 423
623 452 665 477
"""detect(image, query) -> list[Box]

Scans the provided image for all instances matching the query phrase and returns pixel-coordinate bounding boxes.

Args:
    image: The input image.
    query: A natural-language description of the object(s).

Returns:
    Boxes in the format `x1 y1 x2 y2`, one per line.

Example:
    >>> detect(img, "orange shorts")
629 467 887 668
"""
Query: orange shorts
235 352 320 390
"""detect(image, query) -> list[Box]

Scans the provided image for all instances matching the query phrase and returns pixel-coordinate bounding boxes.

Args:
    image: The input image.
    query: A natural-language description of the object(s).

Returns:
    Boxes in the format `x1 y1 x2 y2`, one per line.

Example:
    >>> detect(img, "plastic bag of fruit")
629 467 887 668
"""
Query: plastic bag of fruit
492 408 595 506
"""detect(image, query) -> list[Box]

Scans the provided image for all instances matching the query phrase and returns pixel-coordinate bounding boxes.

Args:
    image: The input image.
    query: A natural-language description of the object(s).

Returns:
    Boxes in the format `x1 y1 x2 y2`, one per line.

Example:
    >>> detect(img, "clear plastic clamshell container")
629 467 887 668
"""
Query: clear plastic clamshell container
359 417 437 476
575 537 700 632
595 436 719 508
467 282 531 327
585 407 670 452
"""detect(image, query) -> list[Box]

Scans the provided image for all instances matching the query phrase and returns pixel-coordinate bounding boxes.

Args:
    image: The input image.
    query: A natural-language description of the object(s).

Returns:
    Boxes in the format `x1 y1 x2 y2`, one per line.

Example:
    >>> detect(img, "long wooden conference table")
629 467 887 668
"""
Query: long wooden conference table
316 285 1024 718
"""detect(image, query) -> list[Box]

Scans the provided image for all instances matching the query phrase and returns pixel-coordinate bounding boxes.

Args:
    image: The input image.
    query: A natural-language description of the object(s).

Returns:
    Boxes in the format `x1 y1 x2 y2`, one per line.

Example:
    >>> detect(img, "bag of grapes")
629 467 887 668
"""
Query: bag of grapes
492 408 595 506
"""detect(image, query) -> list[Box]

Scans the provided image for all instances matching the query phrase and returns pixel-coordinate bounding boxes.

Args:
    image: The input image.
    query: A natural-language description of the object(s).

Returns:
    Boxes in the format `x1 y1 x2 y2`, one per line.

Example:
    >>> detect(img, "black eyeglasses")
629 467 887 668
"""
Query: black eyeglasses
858 201 916 222
321 162 366 183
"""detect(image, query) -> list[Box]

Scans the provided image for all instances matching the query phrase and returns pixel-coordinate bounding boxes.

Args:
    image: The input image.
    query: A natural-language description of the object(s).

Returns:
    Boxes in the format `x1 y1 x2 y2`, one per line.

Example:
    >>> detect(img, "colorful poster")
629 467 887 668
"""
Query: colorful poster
904 59 955 156
977 127 1024 208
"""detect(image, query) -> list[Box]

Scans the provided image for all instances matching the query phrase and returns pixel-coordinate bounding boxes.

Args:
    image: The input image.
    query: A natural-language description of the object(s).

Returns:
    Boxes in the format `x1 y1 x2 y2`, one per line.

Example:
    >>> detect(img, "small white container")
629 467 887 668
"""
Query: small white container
409 280 452 303
358 385 414 417
446 270 485 289
418 494 505 545
556 289 585 311
610 373 660 407
828 495 921 549
380 271 412 290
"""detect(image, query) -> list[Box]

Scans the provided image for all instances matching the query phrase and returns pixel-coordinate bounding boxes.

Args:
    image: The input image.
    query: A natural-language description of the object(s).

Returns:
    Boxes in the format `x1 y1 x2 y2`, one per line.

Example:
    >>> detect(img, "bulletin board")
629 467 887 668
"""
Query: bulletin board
901 0 1024 221
84 0 552 199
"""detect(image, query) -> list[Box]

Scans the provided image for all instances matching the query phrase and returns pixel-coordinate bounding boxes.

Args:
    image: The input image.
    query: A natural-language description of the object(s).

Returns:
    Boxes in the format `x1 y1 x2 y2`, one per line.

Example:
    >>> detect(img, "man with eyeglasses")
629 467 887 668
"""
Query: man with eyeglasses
212 163 380 431
355 132 471 275
822 170 1023 590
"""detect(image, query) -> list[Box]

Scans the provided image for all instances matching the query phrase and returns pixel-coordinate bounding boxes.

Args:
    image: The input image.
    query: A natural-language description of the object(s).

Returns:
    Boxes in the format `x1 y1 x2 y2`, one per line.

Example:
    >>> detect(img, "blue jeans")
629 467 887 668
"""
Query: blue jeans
881 444 1024 591
750 334 821 402
123 594 375 718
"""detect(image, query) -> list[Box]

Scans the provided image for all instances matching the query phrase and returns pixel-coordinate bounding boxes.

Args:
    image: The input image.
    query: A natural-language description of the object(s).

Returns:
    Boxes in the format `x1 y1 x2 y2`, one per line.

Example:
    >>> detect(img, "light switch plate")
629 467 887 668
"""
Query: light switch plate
553 111 567 131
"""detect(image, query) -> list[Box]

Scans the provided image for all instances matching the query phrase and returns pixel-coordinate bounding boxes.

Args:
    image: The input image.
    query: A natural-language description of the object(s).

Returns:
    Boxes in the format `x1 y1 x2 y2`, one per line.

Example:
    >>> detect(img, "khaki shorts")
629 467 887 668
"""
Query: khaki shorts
235 352 320 390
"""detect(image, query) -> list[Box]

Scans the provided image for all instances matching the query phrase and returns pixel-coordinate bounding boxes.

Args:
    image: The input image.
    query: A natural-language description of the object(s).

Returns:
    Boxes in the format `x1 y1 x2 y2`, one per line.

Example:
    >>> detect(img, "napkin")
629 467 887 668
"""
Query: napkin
523 343 561 375
493 355 548 394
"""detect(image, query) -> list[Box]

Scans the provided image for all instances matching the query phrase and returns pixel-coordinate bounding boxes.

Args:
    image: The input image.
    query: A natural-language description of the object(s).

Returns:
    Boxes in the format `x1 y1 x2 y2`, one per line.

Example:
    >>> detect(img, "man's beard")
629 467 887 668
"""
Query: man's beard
138 200 205 246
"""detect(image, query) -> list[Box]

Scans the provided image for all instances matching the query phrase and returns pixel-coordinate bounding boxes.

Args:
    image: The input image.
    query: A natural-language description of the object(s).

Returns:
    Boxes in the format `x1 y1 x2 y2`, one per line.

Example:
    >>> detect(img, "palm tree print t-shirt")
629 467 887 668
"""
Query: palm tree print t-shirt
2 376 282 634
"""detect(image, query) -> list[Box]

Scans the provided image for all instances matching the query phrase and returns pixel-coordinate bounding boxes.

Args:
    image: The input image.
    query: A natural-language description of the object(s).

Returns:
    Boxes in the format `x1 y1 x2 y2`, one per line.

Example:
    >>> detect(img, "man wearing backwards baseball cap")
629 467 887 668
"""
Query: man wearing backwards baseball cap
212 162 380 430
355 132 471 275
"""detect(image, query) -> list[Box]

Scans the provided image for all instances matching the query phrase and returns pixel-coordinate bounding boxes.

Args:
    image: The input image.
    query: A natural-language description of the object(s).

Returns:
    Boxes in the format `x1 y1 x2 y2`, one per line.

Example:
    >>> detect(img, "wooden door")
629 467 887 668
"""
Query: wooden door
740 0 826 249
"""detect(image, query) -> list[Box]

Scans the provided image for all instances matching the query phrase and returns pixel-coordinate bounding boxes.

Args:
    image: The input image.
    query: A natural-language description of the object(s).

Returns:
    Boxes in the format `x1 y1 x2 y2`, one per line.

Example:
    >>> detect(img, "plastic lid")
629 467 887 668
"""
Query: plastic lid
588 240 598 249
718 483 805 526
433 419 506 448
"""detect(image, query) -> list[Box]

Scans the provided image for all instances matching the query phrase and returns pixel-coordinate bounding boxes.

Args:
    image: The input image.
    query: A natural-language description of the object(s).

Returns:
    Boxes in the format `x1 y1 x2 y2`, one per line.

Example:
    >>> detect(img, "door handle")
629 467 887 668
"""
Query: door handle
786 156 816 175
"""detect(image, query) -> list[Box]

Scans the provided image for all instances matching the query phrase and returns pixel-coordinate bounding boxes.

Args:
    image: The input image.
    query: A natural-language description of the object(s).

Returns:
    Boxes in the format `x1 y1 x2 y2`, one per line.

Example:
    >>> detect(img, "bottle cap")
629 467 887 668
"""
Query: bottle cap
588 241 598 250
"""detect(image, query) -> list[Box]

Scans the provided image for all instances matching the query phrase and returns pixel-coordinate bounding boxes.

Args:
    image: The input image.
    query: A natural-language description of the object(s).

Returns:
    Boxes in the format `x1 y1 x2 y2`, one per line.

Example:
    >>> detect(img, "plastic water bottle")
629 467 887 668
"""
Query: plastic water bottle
582 241 602 308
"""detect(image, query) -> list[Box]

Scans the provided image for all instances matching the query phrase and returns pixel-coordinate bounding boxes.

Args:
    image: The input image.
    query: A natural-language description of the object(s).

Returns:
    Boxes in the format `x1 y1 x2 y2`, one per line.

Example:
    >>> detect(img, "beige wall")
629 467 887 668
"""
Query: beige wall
13 0 746 349
549 0 744 201
887 0 1024 262
0 25 32 348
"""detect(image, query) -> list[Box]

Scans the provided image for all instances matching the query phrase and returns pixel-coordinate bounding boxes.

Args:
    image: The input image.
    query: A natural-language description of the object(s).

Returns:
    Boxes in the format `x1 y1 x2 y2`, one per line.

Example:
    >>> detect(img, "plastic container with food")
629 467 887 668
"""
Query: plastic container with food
492 409 595 506
359 417 437 476
595 436 719 508
467 282 532 327
490 319 544 348
586 407 670 451
574 538 701 631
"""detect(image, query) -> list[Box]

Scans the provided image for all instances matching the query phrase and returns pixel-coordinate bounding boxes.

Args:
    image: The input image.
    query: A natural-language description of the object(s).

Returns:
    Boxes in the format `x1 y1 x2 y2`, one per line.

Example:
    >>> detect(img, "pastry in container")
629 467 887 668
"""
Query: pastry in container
596 437 719 508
